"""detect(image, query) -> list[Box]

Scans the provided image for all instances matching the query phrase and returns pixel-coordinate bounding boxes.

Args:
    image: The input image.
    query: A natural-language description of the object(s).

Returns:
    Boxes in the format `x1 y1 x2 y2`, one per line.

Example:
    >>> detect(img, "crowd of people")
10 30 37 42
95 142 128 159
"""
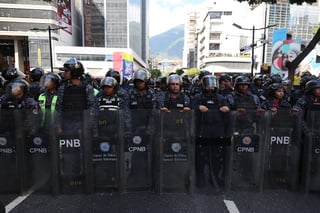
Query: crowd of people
1 57 320 191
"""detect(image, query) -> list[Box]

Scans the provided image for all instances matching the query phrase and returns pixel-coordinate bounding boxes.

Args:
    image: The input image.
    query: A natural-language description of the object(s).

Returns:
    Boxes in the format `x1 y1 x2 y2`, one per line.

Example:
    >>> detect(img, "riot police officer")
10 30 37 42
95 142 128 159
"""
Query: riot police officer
105 69 129 103
56 57 96 135
29 67 44 100
96 76 131 133
128 68 159 130
126 68 158 189
159 74 191 112
261 82 292 115
38 72 61 127
192 75 230 188
217 73 234 97
55 58 96 192
0 78 40 133
225 75 263 133
251 74 267 102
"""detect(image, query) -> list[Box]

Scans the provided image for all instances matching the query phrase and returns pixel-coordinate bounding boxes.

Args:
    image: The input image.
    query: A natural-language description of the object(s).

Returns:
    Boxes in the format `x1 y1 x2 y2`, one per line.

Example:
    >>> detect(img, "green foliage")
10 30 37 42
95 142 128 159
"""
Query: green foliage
184 68 200 77
237 0 317 5
150 69 162 78
175 68 184 76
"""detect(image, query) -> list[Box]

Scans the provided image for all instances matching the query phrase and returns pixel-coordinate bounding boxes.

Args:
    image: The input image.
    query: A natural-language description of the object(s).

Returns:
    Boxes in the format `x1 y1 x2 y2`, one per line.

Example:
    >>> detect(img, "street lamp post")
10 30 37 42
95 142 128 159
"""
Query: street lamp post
30 26 67 72
232 23 277 77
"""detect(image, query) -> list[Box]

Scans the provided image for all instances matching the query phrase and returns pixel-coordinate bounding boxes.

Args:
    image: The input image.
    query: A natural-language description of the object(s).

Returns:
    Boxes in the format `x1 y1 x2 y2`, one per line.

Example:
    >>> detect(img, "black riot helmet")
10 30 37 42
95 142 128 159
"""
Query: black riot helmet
198 70 211 80
233 75 251 87
133 69 149 83
30 67 44 82
305 79 320 95
268 82 284 97
218 73 232 83
40 72 61 89
100 76 118 88
62 57 84 78
201 75 217 90
182 75 190 83
6 79 29 99
253 74 263 82
2 68 18 81
300 75 314 91
269 74 282 84
106 69 121 84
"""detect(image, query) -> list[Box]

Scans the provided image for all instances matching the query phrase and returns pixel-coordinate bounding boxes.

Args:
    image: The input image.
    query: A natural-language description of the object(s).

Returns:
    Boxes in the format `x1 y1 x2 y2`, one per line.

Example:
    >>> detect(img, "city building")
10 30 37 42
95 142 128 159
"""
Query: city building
189 0 253 75
185 0 320 76
0 0 149 78
82 0 149 75
183 11 199 69
0 0 81 73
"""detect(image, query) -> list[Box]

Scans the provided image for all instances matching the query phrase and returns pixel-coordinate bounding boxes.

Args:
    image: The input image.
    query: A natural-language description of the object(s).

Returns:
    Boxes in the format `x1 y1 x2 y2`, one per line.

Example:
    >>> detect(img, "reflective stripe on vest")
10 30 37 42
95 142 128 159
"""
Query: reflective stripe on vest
38 93 58 126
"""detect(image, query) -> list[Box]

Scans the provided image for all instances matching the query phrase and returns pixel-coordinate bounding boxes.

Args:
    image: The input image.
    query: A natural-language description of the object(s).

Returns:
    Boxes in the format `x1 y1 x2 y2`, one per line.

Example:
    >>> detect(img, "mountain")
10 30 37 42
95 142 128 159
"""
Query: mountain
150 24 184 60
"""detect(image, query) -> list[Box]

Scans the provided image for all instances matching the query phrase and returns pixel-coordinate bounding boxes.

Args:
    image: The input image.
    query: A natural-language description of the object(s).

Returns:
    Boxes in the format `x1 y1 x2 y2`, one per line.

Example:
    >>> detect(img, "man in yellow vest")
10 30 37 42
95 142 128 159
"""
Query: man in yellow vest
38 73 61 127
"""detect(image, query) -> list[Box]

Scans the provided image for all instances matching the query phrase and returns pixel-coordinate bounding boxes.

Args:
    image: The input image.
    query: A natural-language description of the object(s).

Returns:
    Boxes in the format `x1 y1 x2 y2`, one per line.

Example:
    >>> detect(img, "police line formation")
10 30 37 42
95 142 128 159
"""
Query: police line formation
1 57 320 195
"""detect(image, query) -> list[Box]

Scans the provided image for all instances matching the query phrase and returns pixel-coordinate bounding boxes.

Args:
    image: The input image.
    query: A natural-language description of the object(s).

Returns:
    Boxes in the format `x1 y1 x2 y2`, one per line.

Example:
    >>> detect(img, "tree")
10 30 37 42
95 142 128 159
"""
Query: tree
150 69 162 78
184 68 200 78
175 68 184 76
237 0 317 5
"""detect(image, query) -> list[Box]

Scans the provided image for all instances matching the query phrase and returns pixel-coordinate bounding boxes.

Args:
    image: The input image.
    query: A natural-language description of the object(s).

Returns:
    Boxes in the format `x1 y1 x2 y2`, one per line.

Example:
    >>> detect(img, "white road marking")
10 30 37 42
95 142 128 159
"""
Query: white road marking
224 199 240 213
6 190 33 213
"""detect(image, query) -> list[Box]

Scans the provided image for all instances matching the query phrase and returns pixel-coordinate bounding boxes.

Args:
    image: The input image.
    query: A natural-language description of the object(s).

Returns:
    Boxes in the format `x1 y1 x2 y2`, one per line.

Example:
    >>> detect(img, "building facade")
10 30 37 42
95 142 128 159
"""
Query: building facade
83 0 149 64
0 0 82 73
185 0 320 76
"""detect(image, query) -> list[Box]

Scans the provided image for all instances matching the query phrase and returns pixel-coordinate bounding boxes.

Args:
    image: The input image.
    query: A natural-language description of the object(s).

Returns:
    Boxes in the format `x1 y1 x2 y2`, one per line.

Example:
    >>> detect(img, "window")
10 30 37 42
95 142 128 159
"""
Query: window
209 43 220 50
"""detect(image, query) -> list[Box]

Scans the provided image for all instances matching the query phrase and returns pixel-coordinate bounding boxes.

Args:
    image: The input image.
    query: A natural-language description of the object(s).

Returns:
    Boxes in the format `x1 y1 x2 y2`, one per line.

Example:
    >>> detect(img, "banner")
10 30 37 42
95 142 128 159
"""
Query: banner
113 52 134 79
122 52 134 79
57 0 72 34
271 28 301 79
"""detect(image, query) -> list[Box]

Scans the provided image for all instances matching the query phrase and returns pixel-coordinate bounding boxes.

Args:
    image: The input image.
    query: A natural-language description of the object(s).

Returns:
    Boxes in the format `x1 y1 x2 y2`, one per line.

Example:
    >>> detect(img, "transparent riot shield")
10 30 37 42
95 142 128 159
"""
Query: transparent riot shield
55 109 93 194
155 110 194 193
226 109 269 191
195 108 233 191
264 109 301 190
123 109 156 192
24 108 52 193
93 109 123 192
0 109 26 194
303 108 320 193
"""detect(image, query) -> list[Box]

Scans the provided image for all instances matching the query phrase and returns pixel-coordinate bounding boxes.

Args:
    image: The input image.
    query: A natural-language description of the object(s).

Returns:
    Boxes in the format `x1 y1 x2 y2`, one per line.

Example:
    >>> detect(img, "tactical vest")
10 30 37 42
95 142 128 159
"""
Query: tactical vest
38 93 58 127
97 96 120 134
233 92 257 110
62 85 87 111
129 89 154 109
0 100 23 109
199 95 219 110
98 95 120 110
164 92 186 109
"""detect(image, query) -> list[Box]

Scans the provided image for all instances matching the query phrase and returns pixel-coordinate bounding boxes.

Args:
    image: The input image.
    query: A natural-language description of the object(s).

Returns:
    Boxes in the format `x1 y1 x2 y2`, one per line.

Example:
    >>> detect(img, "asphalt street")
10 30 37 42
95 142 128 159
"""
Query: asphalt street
1 187 320 213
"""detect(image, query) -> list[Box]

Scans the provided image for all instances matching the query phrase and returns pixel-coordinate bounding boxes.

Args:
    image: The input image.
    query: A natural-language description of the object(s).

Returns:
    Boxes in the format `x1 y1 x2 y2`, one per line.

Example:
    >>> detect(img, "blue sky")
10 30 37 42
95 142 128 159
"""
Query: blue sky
149 0 208 37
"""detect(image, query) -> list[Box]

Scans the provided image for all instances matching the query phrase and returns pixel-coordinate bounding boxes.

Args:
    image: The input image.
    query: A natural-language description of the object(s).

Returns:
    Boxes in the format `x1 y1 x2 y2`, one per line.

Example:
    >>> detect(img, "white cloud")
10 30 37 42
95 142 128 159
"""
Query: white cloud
149 0 208 37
